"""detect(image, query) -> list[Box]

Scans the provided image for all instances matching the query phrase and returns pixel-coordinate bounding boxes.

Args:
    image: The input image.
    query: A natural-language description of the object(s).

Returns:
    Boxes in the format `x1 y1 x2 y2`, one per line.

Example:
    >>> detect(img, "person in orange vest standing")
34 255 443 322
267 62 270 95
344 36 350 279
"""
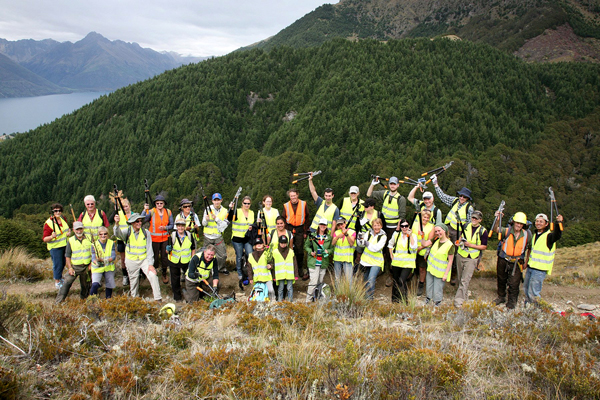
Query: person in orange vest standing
142 194 173 284
491 211 532 309
281 188 311 280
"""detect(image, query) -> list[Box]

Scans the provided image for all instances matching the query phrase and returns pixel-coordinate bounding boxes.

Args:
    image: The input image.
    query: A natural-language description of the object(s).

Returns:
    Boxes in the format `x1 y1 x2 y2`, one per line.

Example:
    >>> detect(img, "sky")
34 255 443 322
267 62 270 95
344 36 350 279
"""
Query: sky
0 0 337 57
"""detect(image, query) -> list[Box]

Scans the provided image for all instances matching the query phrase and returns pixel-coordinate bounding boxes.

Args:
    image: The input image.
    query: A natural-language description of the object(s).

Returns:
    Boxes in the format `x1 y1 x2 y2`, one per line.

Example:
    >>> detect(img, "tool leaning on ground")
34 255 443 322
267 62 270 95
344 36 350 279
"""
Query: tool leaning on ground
548 187 563 231
292 170 321 184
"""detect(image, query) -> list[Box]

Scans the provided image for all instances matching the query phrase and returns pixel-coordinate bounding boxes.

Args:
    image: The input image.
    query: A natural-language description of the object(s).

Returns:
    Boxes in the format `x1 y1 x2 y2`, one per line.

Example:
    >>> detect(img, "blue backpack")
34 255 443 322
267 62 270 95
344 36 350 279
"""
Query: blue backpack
248 282 270 302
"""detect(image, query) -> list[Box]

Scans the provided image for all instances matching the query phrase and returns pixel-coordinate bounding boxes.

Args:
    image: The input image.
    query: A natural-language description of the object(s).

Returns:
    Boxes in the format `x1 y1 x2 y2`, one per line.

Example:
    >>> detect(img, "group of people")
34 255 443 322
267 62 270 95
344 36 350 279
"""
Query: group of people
43 172 563 308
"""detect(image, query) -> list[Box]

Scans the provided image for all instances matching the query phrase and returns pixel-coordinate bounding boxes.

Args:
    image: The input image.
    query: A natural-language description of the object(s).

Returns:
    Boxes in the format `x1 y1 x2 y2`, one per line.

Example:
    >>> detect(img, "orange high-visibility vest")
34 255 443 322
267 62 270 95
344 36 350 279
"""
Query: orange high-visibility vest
284 200 306 226
149 208 171 242
501 228 528 258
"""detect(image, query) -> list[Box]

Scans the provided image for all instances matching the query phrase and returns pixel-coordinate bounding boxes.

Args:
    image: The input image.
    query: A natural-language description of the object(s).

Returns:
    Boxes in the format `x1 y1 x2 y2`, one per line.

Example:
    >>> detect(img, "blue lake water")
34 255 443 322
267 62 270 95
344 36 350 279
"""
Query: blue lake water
0 92 110 135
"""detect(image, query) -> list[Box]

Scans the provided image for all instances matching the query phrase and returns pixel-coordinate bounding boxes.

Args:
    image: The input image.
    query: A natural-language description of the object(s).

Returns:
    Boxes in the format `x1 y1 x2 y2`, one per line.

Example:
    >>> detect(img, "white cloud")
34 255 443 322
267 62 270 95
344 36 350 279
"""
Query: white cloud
0 0 337 56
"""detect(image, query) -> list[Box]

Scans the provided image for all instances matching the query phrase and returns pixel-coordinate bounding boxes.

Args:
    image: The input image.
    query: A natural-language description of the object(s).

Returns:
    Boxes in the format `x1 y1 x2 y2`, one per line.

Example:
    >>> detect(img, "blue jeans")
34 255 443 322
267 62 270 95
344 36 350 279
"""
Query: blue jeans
334 261 353 284
50 247 66 281
232 241 253 279
523 267 547 305
363 265 380 299
277 279 293 301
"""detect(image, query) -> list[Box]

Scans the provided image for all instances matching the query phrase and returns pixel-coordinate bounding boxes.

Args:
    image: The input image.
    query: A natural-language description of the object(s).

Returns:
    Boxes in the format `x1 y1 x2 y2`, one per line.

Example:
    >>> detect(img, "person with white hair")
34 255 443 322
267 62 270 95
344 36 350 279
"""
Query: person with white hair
78 194 109 240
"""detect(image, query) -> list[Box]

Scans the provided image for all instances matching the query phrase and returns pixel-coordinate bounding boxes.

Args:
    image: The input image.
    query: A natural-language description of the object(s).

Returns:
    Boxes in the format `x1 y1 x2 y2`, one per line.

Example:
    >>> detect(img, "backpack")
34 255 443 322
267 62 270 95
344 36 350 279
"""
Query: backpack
248 282 270 302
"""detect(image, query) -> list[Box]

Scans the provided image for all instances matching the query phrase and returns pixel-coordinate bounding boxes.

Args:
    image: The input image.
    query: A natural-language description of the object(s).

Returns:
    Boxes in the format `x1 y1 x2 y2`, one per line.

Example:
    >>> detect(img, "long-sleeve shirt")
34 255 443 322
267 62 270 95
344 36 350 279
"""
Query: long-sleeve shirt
533 224 562 249
201 206 230 239
388 231 419 252
186 252 219 280
141 208 174 231
113 226 155 265
281 200 311 233
434 186 473 223
357 229 388 253
370 189 406 226
91 241 117 265
411 199 444 226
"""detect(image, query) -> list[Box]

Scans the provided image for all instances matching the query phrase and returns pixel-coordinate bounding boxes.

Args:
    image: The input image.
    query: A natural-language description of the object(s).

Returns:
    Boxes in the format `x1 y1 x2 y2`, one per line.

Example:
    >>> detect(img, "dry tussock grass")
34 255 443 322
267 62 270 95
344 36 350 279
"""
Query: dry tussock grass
0 247 51 282
1 260 600 399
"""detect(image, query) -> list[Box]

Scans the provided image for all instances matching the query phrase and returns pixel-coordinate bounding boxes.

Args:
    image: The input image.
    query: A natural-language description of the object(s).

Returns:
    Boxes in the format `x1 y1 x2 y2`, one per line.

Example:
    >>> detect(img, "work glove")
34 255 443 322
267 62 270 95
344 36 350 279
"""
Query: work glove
371 177 379 186
166 245 173 253
213 286 219 295
188 268 198 280
430 174 438 185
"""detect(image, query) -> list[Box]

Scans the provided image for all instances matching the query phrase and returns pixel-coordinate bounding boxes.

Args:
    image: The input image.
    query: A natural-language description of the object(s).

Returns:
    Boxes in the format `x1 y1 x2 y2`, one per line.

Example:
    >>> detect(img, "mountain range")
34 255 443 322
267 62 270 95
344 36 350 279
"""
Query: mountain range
246 0 600 62
0 32 206 97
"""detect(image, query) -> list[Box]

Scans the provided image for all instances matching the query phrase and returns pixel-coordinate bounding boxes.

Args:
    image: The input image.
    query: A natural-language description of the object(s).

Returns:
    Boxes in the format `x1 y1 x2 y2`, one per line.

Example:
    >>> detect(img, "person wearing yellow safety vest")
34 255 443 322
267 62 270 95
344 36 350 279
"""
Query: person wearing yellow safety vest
308 173 340 234
407 187 443 226
184 245 219 302
89 226 116 299
338 186 364 232
142 195 174 285
78 195 109 240
491 211 532 309
109 197 133 287
431 175 474 286
357 218 387 300
305 219 333 301
271 235 299 301
43 203 71 290
113 213 162 301
454 210 488 307
228 195 255 288
331 217 356 284
56 221 92 303
268 216 294 249
524 213 563 307
246 237 276 300
259 195 279 234
175 198 201 242
168 218 196 302
423 223 455 306
413 209 436 297
388 219 418 303
202 193 231 277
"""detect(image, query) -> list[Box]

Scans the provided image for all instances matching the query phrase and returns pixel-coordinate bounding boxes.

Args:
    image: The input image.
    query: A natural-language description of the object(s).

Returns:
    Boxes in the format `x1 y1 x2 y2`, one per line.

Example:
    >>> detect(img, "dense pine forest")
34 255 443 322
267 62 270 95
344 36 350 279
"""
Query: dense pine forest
1 38 599 256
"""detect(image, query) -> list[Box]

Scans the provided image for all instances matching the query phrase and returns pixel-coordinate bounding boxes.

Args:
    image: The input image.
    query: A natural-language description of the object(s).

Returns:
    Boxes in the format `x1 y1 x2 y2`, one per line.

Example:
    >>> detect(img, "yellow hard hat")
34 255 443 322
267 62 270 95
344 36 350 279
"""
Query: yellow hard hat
513 212 527 225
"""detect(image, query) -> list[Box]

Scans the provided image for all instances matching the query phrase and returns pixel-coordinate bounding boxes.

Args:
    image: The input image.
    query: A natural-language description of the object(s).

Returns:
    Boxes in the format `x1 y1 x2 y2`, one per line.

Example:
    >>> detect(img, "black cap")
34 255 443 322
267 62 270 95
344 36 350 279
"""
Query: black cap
253 237 264 246
279 235 288 244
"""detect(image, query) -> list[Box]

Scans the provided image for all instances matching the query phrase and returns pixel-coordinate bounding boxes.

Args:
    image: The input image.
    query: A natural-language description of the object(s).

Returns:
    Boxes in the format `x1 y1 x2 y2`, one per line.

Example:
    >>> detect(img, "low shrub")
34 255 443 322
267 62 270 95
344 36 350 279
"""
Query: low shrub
0 248 50 282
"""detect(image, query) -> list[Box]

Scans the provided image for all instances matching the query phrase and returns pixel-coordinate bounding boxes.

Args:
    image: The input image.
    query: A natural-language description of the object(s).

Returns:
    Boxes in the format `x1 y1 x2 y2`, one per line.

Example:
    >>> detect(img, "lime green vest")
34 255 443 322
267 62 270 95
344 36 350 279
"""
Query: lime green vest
69 235 92 266
231 209 255 239
117 210 130 231
45 216 69 250
170 232 193 264
457 223 483 259
381 191 401 225
91 240 115 273
333 229 355 263
427 240 454 281
186 252 214 282
248 252 271 283
340 198 364 230
126 229 147 261
361 232 385 269
391 232 417 269
444 200 469 230
412 220 435 256
528 231 556 275
310 201 338 232
263 208 279 233
81 210 104 240
204 207 228 236
272 248 295 281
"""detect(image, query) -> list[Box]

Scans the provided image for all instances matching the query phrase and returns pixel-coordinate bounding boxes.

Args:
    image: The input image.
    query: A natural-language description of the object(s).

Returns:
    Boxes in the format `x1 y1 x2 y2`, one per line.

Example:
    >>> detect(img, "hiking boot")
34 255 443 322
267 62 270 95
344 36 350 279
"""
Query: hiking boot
506 302 516 310
122 276 129 286
450 279 456 286
494 297 506 305
385 277 393 287
417 282 424 296
162 275 169 284
302 274 309 281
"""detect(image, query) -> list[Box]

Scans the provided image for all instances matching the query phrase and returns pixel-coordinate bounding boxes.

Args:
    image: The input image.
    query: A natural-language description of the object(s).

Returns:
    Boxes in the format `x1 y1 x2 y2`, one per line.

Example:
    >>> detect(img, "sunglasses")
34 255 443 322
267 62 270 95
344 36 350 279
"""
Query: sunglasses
98 233 108 236
182 205 191 208
243 202 251 205
400 224 409 228
52 210 62 213
133 219 143 223
155 202 164 205
85 203 94 206
459 195 468 199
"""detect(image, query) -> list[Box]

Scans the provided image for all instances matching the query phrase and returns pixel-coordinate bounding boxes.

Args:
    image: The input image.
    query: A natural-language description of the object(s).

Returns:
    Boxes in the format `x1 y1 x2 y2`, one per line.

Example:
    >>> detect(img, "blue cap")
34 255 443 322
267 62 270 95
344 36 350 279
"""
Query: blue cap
212 193 222 200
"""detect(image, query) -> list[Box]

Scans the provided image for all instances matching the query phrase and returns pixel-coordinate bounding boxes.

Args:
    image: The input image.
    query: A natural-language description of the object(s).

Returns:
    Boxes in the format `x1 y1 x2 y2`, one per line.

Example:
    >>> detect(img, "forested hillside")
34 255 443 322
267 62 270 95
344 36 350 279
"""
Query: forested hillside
247 0 600 61
0 38 599 251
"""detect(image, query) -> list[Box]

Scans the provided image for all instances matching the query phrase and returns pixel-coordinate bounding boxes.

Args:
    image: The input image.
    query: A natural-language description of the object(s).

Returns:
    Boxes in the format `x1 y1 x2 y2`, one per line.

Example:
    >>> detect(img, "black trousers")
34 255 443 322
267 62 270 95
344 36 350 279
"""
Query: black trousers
392 267 412 303
496 257 523 305
169 261 187 301
152 241 169 277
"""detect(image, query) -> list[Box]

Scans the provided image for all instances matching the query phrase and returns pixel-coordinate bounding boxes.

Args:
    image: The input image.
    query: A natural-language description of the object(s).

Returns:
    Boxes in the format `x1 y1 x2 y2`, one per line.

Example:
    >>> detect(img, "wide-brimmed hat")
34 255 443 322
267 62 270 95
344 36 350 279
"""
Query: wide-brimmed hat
127 213 145 224
456 187 472 200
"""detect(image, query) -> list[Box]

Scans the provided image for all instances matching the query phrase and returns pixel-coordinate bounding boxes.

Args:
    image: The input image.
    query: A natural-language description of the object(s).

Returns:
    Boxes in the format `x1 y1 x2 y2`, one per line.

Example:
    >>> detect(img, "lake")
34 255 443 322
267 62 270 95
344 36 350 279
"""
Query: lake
0 92 111 135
